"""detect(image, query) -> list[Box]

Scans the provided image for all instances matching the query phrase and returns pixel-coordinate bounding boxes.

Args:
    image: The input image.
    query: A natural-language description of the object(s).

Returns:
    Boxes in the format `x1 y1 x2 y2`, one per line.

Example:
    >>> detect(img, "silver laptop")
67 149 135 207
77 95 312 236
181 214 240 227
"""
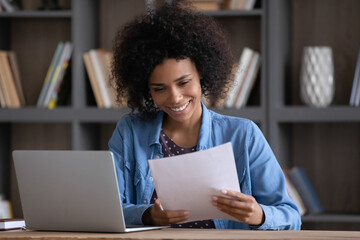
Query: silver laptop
13 150 164 233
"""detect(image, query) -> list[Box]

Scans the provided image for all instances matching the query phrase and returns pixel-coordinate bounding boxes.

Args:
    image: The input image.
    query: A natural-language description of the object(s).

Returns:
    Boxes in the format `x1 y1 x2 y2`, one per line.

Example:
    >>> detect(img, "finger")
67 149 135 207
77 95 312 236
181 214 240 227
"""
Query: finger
215 201 249 216
154 210 190 225
154 199 164 211
216 201 265 226
212 195 248 209
154 199 190 219
163 210 190 219
166 215 190 224
220 189 249 201
155 215 189 225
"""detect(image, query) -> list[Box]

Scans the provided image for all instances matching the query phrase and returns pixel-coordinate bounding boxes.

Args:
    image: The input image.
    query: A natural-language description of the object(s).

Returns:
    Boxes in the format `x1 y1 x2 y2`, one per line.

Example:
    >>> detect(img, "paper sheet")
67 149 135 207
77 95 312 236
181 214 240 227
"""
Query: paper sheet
148 142 240 222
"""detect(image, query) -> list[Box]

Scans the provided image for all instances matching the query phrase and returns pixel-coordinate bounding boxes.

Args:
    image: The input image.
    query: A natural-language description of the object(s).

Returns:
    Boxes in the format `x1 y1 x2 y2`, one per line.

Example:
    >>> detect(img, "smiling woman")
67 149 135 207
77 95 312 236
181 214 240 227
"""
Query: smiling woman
108 0 301 231
148 58 203 147
112 0 233 121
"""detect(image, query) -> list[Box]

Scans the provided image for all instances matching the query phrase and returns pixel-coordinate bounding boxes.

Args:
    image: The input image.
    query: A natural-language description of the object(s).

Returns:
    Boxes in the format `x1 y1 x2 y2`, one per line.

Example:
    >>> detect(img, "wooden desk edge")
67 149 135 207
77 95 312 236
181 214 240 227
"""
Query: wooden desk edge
1 228 360 240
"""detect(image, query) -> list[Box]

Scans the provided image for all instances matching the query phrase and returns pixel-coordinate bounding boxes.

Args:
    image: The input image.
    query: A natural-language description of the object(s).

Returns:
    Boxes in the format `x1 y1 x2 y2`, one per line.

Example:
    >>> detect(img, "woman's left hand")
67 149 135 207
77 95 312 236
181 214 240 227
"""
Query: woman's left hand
212 189 265 226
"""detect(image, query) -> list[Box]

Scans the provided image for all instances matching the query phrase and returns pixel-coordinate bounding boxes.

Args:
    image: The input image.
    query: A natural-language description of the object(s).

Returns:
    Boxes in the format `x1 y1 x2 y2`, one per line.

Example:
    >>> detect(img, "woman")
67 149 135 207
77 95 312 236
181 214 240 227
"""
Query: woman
109 1 301 230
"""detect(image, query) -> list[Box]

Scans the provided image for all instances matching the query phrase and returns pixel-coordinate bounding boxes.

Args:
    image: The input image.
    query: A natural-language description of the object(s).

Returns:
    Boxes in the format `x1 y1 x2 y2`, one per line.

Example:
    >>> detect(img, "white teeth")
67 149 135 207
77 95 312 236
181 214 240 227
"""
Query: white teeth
171 101 190 112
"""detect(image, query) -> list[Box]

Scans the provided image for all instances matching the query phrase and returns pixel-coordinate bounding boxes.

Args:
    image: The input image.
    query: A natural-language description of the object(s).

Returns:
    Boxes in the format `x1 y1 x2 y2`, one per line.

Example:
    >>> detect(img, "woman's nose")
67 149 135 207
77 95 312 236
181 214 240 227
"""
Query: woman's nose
169 88 183 103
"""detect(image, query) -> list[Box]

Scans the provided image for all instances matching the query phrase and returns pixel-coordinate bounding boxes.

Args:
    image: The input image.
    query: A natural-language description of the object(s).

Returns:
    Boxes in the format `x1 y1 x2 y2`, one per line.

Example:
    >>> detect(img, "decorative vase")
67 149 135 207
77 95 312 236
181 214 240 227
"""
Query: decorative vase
300 46 334 107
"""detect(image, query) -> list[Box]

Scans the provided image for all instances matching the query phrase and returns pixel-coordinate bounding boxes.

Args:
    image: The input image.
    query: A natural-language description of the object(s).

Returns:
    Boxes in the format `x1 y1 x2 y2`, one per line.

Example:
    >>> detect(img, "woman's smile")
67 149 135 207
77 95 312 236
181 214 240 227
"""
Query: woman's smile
169 100 191 112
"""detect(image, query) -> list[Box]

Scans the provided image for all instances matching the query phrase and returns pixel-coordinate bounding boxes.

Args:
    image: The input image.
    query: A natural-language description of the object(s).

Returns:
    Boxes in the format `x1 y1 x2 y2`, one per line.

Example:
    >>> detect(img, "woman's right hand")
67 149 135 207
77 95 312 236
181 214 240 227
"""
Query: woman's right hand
142 199 190 226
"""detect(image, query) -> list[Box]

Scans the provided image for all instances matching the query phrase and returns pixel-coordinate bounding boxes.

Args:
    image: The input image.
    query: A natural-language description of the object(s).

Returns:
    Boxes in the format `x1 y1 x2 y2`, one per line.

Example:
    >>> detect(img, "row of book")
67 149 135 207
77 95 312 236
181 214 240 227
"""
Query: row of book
37 42 72 109
189 0 257 11
83 49 124 108
284 167 324 216
221 47 261 109
349 48 360 106
0 50 25 108
83 47 261 110
0 46 259 109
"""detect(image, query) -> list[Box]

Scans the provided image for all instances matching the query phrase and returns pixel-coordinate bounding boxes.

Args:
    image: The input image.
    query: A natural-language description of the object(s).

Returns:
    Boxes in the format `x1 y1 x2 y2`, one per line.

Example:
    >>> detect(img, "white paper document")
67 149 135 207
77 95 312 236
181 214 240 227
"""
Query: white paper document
148 142 240 222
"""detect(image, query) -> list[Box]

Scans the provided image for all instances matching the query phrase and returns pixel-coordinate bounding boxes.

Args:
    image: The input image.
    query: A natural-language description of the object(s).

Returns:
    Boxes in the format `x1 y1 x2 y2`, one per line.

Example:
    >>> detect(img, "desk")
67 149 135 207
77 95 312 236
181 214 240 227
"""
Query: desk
1 228 360 240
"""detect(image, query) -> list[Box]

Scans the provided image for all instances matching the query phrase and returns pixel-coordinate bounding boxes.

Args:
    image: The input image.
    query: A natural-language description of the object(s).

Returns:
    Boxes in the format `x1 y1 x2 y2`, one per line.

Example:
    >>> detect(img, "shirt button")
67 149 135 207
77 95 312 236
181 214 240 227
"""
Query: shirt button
143 200 147 203
155 155 160 159
150 177 153 181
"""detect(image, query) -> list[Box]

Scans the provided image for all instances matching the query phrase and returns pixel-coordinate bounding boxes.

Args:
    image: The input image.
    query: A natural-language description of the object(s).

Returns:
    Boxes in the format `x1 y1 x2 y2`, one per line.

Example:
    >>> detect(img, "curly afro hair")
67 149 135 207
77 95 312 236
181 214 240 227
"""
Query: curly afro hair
112 0 234 120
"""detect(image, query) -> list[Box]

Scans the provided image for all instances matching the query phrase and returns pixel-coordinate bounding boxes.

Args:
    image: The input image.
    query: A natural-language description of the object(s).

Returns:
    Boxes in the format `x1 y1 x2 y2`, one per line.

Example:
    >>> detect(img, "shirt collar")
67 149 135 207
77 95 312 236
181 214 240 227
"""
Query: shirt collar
197 102 212 150
148 111 164 147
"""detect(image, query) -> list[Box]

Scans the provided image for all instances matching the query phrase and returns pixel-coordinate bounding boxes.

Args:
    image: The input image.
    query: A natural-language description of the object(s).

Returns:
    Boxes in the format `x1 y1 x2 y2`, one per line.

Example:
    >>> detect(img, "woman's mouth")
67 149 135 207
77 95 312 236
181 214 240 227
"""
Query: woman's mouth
170 101 190 112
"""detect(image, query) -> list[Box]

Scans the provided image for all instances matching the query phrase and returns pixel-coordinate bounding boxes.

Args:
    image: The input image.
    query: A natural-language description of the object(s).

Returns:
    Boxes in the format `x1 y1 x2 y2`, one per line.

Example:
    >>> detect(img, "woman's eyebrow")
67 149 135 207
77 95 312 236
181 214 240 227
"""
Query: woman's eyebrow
149 74 191 86
174 74 191 82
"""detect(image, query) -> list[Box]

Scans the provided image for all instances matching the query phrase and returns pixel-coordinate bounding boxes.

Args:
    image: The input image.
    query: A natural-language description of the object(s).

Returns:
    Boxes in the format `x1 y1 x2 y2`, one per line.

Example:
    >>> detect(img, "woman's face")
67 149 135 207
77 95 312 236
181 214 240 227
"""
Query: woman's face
148 58 202 125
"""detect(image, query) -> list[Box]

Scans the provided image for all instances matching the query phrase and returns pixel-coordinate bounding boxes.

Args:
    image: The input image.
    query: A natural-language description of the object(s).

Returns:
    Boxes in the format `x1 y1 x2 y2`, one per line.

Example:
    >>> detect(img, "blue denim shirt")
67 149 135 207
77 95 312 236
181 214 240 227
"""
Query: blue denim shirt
108 103 301 230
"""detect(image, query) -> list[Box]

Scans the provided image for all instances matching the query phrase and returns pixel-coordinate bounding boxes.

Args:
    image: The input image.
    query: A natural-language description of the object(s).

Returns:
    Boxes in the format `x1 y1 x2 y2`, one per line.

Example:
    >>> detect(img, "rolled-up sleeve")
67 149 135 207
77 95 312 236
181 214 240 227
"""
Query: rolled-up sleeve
247 121 301 230
108 119 152 225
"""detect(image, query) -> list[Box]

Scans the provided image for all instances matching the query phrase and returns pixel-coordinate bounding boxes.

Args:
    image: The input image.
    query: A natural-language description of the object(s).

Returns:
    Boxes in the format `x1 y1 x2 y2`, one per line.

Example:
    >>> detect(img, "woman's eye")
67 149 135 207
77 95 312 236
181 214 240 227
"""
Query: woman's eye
179 80 190 86
153 88 164 92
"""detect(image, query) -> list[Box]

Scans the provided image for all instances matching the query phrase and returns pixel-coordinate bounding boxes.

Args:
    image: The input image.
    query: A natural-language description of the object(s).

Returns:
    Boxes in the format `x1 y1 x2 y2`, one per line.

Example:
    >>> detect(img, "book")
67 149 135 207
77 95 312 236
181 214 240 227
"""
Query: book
0 51 21 108
283 169 307 216
8 51 25 106
37 42 64 107
229 0 247 10
0 51 14 107
225 47 253 108
88 49 112 108
350 47 360 106
83 49 125 108
244 0 256 10
48 43 73 109
43 42 72 108
83 52 104 108
223 0 256 10
287 166 324 214
0 0 20 12
51 59 71 107
189 0 222 11
0 195 12 219
0 65 8 107
234 50 260 108
0 219 25 230
97 50 119 107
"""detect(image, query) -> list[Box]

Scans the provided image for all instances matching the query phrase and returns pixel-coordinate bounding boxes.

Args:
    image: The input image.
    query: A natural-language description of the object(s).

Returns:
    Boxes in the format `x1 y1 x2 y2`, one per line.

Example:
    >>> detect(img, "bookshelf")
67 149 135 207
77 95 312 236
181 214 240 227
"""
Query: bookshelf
205 1 266 132
268 0 360 230
0 0 359 230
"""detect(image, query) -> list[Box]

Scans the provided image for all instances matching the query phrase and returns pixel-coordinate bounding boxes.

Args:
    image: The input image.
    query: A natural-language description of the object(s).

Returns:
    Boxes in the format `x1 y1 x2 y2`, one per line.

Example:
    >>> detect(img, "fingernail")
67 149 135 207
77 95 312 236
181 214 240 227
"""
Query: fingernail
221 189 227 194
212 196 218 201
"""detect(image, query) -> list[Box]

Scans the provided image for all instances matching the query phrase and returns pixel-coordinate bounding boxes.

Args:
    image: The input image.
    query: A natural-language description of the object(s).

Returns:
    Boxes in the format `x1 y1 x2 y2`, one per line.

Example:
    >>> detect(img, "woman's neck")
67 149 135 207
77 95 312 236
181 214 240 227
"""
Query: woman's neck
162 114 202 148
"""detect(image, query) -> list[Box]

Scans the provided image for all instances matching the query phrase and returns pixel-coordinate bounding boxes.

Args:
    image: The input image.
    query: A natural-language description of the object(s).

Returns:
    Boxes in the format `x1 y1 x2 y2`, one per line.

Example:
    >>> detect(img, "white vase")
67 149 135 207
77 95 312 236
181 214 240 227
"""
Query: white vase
300 46 334 107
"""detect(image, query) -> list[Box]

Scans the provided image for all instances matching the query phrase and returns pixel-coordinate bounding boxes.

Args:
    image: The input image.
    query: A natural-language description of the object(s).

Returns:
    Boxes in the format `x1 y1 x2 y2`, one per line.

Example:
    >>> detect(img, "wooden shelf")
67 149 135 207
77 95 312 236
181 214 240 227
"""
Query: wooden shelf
272 106 360 122
302 214 360 223
0 11 72 18
0 107 130 123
